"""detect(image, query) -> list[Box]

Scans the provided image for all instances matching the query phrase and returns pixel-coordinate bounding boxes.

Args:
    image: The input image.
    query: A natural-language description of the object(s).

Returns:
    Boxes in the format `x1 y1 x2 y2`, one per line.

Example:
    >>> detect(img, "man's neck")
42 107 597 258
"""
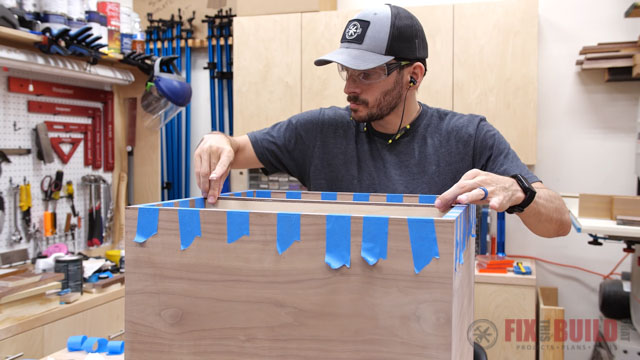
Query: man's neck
370 99 421 134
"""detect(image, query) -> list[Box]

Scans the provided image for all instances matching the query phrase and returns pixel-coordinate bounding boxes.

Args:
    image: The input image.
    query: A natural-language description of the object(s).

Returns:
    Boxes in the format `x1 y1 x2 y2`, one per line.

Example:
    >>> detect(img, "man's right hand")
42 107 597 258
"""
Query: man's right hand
194 132 236 203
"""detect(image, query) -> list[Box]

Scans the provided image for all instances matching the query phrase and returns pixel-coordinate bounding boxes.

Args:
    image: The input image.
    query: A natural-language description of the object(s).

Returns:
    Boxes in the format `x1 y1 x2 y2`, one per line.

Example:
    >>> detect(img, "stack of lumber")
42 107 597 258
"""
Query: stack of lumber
576 37 640 81
0 270 63 304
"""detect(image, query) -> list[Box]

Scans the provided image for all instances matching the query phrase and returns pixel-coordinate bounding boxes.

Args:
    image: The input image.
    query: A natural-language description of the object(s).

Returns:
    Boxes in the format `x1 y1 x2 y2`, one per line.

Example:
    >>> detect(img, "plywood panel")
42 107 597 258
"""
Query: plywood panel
474 283 536 360
233 14 302 135
301 5 453 112
453 0 538 165
125 202 473 359
538 287 564 360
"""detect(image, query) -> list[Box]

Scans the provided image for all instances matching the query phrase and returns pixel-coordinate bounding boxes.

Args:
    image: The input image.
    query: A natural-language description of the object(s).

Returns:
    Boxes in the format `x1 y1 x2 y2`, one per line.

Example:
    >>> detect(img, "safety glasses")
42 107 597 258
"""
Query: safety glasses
338 61 409 84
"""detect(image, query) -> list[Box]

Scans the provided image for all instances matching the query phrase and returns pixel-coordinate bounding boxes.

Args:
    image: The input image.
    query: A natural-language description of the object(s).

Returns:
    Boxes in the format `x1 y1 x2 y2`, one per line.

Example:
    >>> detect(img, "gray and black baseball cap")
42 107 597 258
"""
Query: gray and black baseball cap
314 4 428 70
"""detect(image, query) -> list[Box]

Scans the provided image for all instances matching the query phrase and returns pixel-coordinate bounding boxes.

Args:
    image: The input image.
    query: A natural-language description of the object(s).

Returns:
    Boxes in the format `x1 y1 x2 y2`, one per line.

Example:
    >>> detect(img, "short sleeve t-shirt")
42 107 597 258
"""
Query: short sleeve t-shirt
247 103 538 195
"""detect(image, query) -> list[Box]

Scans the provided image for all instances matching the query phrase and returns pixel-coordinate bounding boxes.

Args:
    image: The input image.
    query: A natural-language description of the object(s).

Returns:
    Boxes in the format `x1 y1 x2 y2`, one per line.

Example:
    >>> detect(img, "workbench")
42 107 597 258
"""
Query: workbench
0 286 124 359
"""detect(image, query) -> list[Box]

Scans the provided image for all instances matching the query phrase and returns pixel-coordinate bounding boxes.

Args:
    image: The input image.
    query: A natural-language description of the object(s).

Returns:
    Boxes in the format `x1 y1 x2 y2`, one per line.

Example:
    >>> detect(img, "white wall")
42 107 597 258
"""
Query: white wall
188 2 639 357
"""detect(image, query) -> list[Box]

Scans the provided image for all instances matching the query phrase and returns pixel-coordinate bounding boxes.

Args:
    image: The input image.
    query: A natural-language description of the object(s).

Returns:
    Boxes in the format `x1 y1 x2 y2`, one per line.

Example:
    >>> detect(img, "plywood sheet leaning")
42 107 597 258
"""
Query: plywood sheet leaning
125 191 475 359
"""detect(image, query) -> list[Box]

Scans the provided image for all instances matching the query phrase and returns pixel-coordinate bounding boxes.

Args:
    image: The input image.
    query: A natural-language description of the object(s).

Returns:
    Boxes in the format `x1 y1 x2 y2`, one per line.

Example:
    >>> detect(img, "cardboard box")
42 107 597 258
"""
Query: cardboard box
125 190 475 359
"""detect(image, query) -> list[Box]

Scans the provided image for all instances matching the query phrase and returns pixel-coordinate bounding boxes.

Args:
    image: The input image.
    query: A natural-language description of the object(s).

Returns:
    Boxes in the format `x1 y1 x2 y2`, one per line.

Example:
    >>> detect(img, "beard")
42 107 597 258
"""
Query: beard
347 73 404 124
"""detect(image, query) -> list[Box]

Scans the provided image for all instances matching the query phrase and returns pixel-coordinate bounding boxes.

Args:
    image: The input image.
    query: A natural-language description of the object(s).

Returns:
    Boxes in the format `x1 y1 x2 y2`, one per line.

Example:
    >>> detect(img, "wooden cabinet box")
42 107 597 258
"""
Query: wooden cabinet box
125 191 475 359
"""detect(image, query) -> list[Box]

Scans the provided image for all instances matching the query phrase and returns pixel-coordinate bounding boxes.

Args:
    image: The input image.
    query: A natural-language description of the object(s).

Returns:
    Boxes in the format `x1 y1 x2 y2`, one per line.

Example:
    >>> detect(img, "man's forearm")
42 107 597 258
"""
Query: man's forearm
517 185 571 238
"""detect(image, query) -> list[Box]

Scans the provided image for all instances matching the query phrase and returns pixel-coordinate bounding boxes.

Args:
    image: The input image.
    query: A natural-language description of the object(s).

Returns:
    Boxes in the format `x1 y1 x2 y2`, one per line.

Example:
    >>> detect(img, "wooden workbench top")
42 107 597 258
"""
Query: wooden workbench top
0 285 124 340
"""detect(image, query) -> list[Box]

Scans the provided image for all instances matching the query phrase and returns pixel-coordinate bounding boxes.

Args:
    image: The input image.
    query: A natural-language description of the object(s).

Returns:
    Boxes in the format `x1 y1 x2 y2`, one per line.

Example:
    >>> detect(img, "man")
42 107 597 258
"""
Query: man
194 4 571 238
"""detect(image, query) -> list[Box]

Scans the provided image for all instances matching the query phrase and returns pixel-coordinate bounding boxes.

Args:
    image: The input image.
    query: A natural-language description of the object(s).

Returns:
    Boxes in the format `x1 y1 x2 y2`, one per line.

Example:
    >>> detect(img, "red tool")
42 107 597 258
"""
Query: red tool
30 101 101 168
11 77 114 171
49 137 83 164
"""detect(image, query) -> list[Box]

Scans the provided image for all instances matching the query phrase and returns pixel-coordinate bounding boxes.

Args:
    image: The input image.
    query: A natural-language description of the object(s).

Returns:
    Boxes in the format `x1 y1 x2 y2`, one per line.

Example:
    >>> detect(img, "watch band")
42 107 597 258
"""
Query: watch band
506 174 537 214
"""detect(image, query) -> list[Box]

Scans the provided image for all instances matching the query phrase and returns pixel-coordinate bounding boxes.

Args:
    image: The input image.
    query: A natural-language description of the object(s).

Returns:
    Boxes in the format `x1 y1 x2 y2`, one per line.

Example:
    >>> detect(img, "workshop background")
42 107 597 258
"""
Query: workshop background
0 0 637 359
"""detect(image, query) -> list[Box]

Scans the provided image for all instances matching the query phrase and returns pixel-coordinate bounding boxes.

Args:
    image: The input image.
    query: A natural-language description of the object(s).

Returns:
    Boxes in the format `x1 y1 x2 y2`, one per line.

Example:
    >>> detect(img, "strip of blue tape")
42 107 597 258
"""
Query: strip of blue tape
67 335 87 351
162 201 173 208
195 197 206 209
419 194 437 204
82 337 108 353
321 192 338 201
134 207 159 244
245 191 254 197
178 209 202 250
277 213 301 254
227 210 250 244
107 340 125 355
325 215 351 269
386 193 403 203
361 216 389 265
256 190 271 198
286 191 302 199
407 217 439 274
179 199 191 208
352 193 370 202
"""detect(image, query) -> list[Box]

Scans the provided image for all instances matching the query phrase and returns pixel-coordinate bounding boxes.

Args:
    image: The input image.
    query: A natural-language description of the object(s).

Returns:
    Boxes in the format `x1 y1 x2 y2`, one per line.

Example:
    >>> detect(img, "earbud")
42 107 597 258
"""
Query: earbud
409 77 417 86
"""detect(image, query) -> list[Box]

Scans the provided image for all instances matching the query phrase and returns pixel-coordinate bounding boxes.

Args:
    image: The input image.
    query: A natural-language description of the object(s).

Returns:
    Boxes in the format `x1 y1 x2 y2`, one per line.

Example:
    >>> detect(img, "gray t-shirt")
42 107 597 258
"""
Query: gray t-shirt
247 103 538 194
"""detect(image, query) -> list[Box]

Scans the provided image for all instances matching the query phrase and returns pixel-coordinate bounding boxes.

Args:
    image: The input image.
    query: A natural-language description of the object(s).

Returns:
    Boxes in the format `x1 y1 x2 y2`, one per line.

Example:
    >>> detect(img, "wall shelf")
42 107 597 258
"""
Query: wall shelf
575 38 640 82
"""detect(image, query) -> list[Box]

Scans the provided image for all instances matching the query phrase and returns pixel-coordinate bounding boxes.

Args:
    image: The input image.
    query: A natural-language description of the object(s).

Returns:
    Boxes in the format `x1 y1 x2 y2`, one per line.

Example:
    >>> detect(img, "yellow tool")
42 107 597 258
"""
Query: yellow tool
19 182 31 229
65 181 78 217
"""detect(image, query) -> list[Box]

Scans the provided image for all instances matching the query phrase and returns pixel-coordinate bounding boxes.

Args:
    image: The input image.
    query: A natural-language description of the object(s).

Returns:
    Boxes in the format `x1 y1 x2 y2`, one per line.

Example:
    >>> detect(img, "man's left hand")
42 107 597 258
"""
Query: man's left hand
434 169 524 212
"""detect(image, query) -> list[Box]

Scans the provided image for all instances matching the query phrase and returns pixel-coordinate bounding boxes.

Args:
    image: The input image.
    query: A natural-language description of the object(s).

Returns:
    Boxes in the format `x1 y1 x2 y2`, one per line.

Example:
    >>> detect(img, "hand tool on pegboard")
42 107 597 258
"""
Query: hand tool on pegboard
0 191 5 234
41 172 62 237
0 151 10 178
64 181 78 217
49 137 83 164
34 123 55 164
19 180 32 239
30 101 100 168
125 97 137 205
82 175 103 247
9 77 115 171
8 178 22 243
45 121 93 167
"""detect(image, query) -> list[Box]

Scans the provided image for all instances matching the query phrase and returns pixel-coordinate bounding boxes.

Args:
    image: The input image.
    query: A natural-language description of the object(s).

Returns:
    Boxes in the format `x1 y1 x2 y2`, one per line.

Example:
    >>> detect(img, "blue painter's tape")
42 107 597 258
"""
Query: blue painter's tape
570 213 582 233
67 335 87 351
244 191 253 197
227 211 250 244
286 191 302 199
107 340 125 355
277 213 301 254
134 207 159 243
321 192 338 201
419 194 437 204
325 215 351 269
162 201 174 208
233 191 243 197
82 337 108 353
361 216 389 265
178 209 202 250
195 197 206 209
407 217 439 274
179 199 191 208
386 193 403 203
352 193 370 202
256 190 271 198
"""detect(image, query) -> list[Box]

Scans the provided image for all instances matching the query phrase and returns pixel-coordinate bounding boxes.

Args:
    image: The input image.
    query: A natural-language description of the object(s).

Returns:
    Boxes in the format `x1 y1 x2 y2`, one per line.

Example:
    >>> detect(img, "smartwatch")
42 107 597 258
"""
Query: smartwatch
506 174 537 214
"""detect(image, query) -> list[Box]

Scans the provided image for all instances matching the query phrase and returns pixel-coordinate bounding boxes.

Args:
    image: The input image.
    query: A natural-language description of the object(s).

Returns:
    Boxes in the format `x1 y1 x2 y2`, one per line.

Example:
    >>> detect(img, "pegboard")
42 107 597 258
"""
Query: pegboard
0 68 114 259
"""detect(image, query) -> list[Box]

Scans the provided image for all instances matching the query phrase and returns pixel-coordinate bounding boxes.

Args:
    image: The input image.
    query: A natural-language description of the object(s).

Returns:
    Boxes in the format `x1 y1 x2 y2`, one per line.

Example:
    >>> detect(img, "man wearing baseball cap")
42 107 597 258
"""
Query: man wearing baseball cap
194 4 570 238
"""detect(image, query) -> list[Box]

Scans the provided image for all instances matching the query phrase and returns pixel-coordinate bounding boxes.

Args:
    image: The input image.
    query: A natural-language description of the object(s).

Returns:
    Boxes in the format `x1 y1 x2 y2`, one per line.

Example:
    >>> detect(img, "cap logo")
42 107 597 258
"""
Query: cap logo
345 22 362 39
341 19 370 45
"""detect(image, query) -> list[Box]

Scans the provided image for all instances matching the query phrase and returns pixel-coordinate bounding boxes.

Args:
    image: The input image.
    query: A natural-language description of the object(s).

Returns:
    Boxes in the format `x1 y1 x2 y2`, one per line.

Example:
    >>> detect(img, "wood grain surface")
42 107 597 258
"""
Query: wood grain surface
125 202 474 359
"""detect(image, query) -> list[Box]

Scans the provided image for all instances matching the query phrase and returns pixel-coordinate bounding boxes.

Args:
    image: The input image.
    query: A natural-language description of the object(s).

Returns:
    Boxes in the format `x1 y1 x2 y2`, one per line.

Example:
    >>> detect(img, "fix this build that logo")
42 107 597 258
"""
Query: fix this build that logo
468 318 631 351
